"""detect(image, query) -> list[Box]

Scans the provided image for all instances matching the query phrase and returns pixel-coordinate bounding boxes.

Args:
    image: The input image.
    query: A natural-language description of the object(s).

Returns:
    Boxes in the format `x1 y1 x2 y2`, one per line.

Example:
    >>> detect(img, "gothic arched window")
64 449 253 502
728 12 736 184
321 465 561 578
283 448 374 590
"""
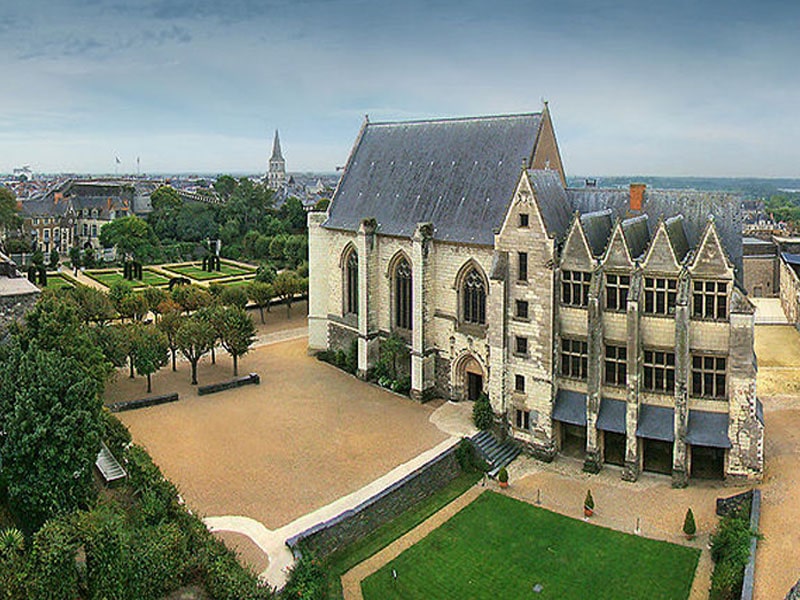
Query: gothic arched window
394 257 412 330
462 268 486 325
344 249 358 316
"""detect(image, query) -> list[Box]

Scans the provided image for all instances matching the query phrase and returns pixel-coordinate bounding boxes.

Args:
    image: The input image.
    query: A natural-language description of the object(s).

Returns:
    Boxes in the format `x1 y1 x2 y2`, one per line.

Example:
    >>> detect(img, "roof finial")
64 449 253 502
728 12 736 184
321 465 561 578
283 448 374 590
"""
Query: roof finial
364 114 370 124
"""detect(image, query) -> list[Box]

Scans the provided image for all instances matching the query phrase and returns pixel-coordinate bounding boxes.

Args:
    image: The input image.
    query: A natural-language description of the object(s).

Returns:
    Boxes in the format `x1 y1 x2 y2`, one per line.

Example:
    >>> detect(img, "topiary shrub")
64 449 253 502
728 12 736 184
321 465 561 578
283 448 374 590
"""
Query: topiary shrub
497 467 509 484
472 392 494 430
584 490 594 511
683 508 696 538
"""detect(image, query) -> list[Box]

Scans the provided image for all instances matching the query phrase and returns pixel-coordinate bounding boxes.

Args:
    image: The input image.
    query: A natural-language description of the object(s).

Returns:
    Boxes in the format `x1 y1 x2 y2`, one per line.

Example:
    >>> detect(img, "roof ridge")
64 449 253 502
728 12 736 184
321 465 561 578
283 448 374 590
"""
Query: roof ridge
368 112 542 127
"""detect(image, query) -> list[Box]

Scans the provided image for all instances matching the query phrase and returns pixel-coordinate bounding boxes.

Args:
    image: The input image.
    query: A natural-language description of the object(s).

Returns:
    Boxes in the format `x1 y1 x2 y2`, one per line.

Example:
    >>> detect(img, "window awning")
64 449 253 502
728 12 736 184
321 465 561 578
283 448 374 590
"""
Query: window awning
597 398 627 434
552 389 587 426
636 404 675 442
687 410 731 449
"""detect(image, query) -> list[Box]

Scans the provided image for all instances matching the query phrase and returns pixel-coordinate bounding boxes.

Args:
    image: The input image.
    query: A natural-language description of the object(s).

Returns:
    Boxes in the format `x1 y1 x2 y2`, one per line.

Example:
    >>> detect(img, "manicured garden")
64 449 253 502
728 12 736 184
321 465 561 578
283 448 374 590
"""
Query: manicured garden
85 267 171 288
361 492 700 600
164 261 255 280
40 273 75 289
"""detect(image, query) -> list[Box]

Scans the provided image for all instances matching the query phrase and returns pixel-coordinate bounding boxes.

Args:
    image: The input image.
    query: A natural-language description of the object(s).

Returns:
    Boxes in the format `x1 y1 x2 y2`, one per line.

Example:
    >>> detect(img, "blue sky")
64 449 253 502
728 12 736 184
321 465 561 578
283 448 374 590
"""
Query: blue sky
1 0 798 177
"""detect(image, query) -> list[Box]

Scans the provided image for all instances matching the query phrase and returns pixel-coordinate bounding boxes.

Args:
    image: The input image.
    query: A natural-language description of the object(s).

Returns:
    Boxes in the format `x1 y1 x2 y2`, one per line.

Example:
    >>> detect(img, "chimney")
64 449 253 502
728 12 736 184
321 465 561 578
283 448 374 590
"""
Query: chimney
630 183 645 212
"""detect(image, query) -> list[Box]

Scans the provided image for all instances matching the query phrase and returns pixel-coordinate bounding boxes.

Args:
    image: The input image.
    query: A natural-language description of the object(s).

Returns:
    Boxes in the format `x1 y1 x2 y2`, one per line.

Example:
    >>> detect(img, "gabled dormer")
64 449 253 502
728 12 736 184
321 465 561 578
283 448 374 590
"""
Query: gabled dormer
602 219 635 270
641 217 681 275
689 218 734 281
560 212 594 271
497 169 549 241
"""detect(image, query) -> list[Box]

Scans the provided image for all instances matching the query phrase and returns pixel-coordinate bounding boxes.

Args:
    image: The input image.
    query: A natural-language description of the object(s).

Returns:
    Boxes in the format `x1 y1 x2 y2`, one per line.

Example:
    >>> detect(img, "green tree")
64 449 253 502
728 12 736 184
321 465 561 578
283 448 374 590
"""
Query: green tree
278 196 308 233
247 281 273 323
214 307 256 376
142 286 168 320
68 246 82 274
472 392 494 430
273 270 302 318
99 215 157 262
0 342 103 533
48 248 60 270
158 308 184 371
218 285 249 310
132 325 169 393
93 324 132 371
70 285 115 325
32 249 44 267
171 283 212 314
254 262 277 284
0 186 22 234
213 174 238 200
176 317 216 385
109 280 135 318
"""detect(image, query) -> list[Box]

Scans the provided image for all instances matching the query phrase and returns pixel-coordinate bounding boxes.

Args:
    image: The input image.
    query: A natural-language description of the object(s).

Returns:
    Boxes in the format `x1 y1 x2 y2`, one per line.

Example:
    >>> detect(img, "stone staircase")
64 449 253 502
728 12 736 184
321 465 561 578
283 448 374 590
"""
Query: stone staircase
470 430 521 478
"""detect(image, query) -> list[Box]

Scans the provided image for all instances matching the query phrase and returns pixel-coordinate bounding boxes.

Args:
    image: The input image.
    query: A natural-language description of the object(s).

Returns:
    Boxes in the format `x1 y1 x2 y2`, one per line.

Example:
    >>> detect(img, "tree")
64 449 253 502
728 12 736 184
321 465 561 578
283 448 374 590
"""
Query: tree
218 285 249 310
142 286 168 320
176 317 216 385
273 270 302 318
247 281 273 323
93 324 131 371
684 508 697 538
171 284 212 314
214 307 255 376
472 392 494 430
70 285 115 325
99 215 157 262
132 325 169 393
278 197 307 233
48 248 60 270
158 307 184 371
0 186 22 234
213 175 237 201
0 342 103 533
68 246 82 274
254 262 277 284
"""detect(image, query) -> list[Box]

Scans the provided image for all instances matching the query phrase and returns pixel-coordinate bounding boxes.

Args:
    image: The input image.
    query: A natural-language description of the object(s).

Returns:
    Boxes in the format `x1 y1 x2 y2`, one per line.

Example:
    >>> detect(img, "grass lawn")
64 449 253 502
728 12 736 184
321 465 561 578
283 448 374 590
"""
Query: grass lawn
361 492 699 600
86 268 170 288
324 471 482 599
164 261 254 280
41 273 74 289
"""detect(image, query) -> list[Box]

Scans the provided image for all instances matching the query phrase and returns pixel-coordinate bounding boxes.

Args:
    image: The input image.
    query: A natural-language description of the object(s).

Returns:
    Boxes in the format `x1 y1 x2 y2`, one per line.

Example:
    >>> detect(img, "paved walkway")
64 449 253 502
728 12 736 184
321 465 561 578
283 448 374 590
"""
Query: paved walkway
752 297 789 324
203 400 475 589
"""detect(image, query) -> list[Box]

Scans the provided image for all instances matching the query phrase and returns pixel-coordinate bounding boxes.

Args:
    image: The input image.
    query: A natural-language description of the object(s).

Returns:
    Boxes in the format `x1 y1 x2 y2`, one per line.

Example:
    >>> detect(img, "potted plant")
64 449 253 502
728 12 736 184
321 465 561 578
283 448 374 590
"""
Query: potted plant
497 467 509 489
584 490 594 518
683 508 696 540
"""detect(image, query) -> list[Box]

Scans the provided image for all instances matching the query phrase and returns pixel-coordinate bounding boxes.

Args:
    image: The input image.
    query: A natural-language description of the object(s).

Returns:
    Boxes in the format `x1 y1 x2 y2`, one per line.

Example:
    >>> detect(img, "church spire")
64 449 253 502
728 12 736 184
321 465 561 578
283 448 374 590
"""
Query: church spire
271 129 283 161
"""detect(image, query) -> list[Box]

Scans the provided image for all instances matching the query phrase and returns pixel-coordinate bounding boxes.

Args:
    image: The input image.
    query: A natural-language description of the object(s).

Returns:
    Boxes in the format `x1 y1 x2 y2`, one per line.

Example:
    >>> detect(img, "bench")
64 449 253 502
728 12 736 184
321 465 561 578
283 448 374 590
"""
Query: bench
197 373 260 396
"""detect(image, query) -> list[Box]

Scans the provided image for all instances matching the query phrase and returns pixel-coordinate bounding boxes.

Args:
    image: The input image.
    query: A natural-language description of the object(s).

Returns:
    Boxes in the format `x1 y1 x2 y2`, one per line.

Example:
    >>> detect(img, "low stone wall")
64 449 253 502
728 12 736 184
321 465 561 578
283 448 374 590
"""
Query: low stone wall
197 373 260 396
109 392 179 412
286 445 462 560
780 258 800 325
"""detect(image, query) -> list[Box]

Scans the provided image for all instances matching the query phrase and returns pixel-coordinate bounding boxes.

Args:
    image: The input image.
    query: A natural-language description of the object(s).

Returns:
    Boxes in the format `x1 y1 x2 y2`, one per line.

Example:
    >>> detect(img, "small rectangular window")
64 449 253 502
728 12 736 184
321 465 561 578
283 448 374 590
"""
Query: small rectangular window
515 409 530 430
692 354 727 398
515 336 528 356
515 300 529 319
605 273 630 311
644 277 677 315
515 374 525 393
604 344 627 386
560 338 588 380
518 252 528 281
561 270 591 307
519 213 529 228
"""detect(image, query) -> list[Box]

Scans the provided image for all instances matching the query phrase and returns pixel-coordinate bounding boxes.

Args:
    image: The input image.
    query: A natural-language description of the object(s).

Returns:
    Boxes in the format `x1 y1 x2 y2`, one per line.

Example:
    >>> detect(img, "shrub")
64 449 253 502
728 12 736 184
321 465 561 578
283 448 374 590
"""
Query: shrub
708 506 757 600
101 409 132 461
282 553 326 600
683 508 696 537
28 517 80 600
584 490 594 510
472 392 494 430
497 467 509 484
455 438 488 473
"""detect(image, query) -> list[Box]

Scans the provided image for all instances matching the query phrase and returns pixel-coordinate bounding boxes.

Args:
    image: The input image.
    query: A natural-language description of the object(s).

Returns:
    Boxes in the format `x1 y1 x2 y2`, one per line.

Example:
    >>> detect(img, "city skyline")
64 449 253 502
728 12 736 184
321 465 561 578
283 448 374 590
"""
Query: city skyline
1 0 798 177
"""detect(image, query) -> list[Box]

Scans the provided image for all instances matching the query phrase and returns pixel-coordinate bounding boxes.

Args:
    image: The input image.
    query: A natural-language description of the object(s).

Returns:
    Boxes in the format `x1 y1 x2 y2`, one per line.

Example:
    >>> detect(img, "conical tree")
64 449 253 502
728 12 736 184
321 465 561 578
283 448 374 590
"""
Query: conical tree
683 508 696 538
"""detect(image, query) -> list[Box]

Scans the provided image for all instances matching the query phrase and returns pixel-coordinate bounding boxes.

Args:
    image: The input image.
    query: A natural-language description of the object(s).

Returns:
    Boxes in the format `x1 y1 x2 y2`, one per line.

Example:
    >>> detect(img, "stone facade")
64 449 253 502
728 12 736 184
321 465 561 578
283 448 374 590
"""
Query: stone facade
0 252 39 338
780 256 800 325
309 109 764 484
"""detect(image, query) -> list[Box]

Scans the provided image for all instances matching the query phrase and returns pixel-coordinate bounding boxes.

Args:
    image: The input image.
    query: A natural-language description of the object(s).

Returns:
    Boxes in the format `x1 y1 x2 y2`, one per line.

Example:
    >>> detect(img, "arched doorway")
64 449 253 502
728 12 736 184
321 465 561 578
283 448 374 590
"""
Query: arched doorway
455 354 484 401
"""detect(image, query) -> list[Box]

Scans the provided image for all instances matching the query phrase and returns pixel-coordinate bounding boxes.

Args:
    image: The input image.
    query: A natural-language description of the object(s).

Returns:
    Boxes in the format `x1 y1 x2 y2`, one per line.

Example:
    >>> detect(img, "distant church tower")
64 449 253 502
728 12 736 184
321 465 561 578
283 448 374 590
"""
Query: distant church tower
268 129 286 191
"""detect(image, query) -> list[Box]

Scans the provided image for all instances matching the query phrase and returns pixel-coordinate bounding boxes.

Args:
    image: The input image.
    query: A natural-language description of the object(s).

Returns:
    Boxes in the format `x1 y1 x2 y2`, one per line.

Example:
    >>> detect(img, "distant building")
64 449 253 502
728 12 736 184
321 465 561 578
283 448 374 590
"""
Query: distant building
267 130 287 193
309 107 764 485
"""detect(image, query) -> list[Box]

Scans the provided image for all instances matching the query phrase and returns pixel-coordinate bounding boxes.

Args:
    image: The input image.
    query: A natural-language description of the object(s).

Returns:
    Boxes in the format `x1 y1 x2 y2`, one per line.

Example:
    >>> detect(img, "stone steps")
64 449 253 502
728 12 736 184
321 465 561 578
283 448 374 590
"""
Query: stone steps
470 430 521 478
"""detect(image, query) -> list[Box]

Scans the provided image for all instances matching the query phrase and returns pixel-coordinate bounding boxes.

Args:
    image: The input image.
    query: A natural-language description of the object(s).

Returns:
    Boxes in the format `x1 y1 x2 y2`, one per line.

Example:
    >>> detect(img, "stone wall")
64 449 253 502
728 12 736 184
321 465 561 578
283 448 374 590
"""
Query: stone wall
0 290 38 338
286 446 462 560
328 320 357 353
743 255 778 297
780 257 800 325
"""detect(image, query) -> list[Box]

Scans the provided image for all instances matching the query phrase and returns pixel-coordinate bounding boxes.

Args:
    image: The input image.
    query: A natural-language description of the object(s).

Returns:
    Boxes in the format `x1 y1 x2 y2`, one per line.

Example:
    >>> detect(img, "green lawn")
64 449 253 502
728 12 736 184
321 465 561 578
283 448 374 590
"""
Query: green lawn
164 262 255 280
41 273 74 290
361 492 699 600
85 268 170 288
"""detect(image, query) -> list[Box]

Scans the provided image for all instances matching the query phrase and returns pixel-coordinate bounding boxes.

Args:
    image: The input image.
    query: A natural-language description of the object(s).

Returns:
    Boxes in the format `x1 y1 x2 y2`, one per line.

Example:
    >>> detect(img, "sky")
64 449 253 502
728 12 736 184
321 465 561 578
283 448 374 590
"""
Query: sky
1 0 798 177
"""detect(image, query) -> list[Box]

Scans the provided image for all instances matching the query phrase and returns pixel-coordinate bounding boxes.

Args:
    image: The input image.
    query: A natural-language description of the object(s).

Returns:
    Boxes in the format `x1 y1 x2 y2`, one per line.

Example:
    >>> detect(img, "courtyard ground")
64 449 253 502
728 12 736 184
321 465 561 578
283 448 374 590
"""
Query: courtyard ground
104 301 448 533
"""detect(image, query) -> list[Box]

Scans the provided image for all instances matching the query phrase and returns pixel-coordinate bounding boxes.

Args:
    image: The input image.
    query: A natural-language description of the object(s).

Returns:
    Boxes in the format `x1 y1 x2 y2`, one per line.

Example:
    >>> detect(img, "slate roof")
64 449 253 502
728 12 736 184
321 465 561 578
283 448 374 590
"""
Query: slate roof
621 215 651 259
580 210 614 256
665 215 690 263
528 169 572 239
324 113 543 245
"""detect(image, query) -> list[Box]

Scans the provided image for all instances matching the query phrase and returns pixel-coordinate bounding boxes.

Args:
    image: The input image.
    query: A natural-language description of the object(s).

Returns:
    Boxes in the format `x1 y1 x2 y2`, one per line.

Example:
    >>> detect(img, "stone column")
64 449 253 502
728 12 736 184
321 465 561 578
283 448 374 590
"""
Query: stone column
307 211 329 352
672 272 690 488
486 252 508 415
356 218 376 379
584 266 603 473
623 271 642 482
410 223 434 401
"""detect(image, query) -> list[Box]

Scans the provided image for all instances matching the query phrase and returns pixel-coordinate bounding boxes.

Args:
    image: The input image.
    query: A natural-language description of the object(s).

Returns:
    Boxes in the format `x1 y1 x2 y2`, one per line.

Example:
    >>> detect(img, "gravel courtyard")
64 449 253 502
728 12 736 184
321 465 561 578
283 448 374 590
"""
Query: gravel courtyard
104 308 448 531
